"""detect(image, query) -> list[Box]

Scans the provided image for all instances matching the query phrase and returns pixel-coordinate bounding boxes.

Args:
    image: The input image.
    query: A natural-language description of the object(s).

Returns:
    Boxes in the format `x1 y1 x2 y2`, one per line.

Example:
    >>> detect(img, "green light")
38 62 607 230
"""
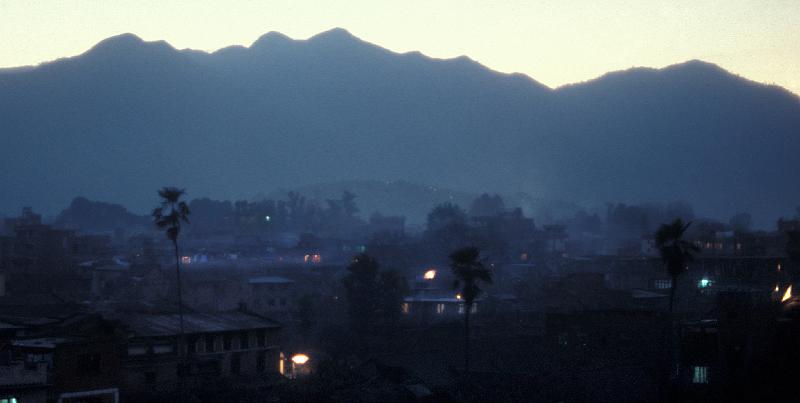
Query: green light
699 278 711 288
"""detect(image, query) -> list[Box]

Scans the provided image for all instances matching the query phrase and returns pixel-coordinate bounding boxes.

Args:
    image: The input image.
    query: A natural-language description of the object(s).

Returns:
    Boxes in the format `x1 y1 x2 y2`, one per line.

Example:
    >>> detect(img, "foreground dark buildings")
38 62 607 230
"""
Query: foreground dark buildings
2 204 800 402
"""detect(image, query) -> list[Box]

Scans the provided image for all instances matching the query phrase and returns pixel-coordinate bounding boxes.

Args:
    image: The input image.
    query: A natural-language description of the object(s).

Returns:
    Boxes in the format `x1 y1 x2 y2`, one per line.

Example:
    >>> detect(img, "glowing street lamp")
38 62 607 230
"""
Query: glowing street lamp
291 354 309 365
423 269 436 280
782 285 793 303
290 353 310 379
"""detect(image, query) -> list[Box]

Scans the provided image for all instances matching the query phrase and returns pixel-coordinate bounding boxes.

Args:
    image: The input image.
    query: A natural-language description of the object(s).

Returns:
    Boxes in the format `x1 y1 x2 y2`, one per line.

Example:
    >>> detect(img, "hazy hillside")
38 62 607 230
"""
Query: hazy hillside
1 28 798 226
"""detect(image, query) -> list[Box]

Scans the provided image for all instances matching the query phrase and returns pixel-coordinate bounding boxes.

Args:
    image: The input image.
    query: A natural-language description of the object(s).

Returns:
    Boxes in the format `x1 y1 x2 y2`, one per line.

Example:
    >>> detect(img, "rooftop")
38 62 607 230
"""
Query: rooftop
248 276 294 284
121 311 280 337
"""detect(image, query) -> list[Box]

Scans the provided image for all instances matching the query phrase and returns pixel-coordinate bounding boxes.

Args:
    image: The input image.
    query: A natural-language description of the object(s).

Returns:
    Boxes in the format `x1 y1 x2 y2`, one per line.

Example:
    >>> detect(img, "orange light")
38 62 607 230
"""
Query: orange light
291 354 309 365
456 293 462 300
782 285 792 303
423 269 436 280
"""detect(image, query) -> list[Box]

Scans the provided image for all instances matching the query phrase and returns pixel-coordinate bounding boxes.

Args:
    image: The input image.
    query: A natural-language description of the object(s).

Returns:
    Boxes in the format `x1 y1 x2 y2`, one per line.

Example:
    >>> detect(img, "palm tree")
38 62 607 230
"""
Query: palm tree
655 218 699 313
449 246 493 373
152 187 190 339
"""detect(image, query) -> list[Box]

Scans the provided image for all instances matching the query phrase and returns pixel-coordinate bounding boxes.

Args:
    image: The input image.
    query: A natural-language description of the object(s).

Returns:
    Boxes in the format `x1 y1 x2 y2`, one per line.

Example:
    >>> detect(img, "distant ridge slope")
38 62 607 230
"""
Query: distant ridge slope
0 29 798 226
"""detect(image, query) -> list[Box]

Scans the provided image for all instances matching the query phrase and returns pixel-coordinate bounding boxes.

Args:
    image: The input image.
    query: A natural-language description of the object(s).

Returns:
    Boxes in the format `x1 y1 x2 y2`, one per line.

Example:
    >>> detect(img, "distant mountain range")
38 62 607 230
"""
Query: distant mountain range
1 28 798 227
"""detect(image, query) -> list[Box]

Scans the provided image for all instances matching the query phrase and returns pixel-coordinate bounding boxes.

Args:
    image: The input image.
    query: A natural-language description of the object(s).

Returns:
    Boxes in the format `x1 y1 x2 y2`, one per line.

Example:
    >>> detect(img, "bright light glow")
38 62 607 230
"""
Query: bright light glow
264 215 271 222
699 278 711 288
782 285 792 303
455 293 462 300
181 256 191 264
423 269 436 280
291 354 309 365
303 254 320 263
775 284 780 292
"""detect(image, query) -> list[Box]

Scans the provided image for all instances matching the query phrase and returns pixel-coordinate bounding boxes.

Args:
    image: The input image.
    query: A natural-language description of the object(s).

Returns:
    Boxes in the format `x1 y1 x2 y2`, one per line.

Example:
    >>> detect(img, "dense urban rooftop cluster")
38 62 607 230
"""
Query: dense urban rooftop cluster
2 193 800 402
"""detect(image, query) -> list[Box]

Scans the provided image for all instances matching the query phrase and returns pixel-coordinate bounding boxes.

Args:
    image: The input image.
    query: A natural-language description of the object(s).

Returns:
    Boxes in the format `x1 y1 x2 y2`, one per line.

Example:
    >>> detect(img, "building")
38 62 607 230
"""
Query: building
118 311 282 396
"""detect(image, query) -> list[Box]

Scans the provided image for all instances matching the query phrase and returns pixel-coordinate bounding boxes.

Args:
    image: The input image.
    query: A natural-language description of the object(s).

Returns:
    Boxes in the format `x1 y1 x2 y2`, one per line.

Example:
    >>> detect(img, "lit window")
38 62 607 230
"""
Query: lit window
692 366 710 384
698 278 712 288
401 303 410 314
312 254 321 263
654 279 672 289
181 256 191 264
436 303 445 314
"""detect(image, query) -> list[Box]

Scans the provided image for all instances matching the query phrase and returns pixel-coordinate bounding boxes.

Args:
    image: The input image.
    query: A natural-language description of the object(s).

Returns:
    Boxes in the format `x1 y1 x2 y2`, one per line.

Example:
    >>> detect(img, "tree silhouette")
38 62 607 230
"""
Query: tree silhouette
152 187 190 339
655 219 699 313
342 253 380 336
449 246 493 372
786 230 800 285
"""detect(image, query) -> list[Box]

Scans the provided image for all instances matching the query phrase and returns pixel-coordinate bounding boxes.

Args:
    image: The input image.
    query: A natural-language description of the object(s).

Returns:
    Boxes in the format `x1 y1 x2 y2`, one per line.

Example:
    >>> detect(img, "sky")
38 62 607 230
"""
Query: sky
1 0 799 94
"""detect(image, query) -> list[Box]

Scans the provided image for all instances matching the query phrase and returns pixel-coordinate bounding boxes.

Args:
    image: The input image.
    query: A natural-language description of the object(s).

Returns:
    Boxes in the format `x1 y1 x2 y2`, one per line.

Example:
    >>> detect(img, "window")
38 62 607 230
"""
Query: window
127 345 146 356
693 366 710 384
401 303 410 314
187 336 197 354
558 332 569 347
654 279 672 289
205 335 215 353
436 303 445 314
231 353 241 375
256 352 266 373
240 331 250 349
223 334 232 351
153 344 173 354
257 329 266 347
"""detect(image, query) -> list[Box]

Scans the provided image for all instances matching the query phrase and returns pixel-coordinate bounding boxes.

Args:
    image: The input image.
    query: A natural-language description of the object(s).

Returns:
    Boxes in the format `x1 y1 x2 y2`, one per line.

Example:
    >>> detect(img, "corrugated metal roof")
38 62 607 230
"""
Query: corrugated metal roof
122 311 279 337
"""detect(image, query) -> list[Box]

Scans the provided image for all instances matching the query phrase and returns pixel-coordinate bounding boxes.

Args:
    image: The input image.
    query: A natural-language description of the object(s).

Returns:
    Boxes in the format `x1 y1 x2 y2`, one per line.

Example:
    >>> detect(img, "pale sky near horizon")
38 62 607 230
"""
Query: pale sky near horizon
1 0 798 94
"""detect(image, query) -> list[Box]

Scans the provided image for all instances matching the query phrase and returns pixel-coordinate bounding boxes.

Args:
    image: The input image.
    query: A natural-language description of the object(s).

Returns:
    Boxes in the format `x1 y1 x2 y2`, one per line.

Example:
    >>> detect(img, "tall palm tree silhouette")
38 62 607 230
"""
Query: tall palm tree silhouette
655 218 699 313
449 246 493 372
152 187 191 339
